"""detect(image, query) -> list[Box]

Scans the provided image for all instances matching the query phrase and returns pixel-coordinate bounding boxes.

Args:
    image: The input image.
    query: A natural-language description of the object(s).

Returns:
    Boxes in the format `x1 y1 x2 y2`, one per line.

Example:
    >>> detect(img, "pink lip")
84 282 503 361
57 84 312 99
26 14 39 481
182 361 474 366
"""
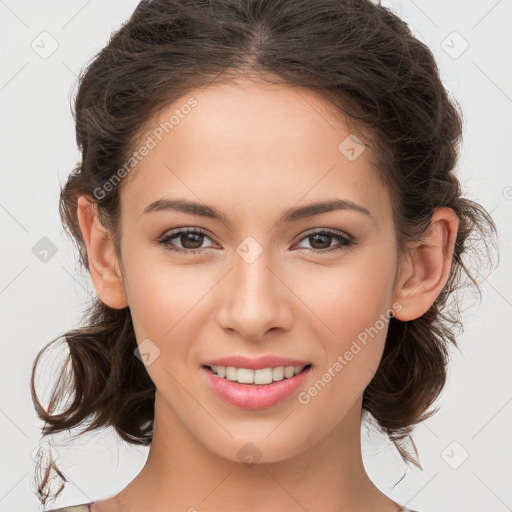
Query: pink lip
201 365 312 410
201 355 311 370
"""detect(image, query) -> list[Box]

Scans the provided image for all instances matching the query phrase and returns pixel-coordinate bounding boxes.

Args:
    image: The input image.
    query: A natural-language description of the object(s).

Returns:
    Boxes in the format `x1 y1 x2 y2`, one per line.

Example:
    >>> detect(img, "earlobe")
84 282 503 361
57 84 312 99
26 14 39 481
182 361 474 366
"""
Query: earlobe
76 196 128 309
392 207 459 321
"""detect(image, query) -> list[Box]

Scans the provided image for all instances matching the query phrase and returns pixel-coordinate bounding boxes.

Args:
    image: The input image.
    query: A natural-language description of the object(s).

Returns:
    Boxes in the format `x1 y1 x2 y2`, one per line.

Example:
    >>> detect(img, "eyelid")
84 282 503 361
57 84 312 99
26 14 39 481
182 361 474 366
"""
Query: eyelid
292 228 356 254
158 226 217 250
294 227 355 244
158 226 357 255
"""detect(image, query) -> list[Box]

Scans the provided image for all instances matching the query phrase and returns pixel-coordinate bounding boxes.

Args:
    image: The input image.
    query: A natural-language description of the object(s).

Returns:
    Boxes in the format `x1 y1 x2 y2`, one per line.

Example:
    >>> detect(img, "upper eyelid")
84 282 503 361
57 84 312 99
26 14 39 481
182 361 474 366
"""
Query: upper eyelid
159 227 354 247
298 227 353 241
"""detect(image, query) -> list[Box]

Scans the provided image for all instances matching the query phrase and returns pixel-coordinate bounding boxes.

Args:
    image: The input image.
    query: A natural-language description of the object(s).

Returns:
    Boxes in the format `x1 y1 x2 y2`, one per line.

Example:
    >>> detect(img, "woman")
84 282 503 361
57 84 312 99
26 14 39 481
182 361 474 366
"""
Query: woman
30 0 497 511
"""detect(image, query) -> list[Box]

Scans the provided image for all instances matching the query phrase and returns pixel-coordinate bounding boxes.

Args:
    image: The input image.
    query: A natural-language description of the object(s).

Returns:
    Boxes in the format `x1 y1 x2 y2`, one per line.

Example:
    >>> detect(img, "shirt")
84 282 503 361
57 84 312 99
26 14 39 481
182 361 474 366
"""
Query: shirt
43 502 422 512
44 505 92 512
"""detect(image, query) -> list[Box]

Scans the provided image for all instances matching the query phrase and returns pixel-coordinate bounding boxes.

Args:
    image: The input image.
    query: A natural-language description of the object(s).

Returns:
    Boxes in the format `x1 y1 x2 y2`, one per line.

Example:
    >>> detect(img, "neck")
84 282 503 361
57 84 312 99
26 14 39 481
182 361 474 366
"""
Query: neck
112 391 399 512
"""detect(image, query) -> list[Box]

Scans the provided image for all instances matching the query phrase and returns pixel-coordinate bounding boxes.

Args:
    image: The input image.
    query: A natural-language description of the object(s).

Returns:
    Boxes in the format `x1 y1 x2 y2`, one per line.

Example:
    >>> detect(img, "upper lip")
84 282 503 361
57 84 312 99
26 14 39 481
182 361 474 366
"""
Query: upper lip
202 355 312 370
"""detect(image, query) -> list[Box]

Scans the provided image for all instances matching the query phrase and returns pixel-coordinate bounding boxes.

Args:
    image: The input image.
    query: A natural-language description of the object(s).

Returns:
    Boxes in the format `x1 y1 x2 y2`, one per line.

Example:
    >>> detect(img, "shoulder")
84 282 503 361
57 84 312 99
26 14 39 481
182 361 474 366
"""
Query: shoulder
43 504 92 512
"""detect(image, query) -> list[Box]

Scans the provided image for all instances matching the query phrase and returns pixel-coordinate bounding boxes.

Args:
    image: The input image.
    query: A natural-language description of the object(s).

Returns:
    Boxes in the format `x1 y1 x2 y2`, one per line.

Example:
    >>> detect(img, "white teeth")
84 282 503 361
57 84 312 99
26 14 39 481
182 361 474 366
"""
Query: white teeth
284 366 295 378
209 365 307 384
272 366 284 381
225 366 237 381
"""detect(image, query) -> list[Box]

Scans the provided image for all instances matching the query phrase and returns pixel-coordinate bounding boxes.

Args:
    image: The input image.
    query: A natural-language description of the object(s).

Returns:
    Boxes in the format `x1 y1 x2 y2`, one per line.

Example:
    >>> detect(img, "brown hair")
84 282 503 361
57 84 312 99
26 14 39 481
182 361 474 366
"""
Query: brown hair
31 0 498 506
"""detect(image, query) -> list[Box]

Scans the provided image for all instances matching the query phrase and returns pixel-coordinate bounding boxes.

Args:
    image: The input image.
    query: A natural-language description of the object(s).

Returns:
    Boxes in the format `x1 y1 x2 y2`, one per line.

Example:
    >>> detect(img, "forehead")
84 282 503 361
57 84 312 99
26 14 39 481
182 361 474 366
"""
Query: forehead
120 79 391 226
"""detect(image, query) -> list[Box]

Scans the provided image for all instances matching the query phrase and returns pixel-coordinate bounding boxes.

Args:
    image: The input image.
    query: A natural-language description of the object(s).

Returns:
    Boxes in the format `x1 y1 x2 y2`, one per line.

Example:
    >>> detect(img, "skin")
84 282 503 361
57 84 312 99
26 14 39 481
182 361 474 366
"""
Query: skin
77 78 459 512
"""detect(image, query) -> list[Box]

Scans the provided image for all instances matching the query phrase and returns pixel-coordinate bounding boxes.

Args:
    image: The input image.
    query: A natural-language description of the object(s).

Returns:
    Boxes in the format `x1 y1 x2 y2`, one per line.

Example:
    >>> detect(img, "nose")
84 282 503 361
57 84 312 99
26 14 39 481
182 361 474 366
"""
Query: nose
217 250 293 341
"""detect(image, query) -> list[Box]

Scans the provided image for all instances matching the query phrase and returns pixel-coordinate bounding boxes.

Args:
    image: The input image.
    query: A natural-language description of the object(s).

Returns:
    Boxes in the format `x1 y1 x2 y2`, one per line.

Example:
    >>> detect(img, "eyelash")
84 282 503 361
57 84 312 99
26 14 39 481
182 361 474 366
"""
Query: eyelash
158 227 356 255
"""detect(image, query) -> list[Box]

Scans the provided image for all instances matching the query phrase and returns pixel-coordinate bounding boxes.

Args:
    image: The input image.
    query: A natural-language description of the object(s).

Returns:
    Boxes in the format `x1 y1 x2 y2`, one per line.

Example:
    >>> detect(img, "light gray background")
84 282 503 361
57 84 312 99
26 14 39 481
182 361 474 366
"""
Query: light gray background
1 1 511 511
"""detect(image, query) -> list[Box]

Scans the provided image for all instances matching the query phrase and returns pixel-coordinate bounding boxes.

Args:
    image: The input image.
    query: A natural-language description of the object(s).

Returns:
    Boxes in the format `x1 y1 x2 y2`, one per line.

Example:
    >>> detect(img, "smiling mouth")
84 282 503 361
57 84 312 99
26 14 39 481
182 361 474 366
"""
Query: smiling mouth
202 363 312 386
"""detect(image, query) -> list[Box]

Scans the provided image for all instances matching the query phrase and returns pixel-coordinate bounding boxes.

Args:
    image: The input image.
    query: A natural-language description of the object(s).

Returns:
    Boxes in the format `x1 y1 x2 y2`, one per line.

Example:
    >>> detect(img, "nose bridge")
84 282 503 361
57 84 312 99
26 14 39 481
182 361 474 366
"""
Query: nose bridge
236 253 276 305
218 238 290 338
234 240 280 313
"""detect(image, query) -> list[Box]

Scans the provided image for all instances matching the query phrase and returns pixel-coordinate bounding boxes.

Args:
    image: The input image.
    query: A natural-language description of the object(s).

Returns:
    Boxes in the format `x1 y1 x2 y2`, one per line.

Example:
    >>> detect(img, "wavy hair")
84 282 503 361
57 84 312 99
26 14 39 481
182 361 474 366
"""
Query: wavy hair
30 0 498 506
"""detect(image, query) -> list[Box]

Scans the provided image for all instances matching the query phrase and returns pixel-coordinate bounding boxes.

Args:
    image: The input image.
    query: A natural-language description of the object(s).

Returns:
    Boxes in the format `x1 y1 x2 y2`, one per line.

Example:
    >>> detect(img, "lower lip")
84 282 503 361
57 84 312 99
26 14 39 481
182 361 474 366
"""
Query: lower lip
201 365 312 410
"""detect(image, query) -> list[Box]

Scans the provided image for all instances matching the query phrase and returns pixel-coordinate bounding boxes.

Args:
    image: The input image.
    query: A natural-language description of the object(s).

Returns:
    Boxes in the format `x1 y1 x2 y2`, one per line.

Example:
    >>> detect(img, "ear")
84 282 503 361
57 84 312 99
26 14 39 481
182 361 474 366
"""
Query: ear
392 207 459 321
76 195 128 309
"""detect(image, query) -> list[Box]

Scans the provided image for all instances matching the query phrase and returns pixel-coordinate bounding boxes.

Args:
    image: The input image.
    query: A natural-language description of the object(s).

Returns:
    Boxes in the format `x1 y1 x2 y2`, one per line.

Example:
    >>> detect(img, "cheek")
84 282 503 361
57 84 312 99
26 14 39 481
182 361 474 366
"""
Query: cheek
123 263 212 397
294 247 395 341
122 252 213 351
293 249 395 401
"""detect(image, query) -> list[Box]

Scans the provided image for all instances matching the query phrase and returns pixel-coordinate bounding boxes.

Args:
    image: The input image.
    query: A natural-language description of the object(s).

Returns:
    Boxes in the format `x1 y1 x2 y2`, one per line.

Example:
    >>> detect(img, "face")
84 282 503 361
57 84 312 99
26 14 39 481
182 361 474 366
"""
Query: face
116 78 402 463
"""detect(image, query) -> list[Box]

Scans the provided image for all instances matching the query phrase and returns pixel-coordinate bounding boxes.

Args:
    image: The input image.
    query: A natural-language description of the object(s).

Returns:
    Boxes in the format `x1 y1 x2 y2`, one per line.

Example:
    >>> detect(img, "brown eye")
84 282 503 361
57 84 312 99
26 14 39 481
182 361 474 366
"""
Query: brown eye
158 227 355 255
295 229 355 253
159 228 215 253
177 232 205 250
308 233 333 250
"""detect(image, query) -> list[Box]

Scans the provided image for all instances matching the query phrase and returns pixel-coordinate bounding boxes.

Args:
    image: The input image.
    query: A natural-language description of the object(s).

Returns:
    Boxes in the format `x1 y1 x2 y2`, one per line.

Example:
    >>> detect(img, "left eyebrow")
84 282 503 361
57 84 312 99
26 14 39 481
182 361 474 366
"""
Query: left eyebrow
140 197 372 226
281 199 372 222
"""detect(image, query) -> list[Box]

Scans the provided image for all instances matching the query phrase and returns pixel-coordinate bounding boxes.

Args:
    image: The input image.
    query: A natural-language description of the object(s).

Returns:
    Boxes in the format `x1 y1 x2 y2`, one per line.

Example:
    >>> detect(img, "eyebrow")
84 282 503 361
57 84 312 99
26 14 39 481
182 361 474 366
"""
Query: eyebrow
141 197 372 225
